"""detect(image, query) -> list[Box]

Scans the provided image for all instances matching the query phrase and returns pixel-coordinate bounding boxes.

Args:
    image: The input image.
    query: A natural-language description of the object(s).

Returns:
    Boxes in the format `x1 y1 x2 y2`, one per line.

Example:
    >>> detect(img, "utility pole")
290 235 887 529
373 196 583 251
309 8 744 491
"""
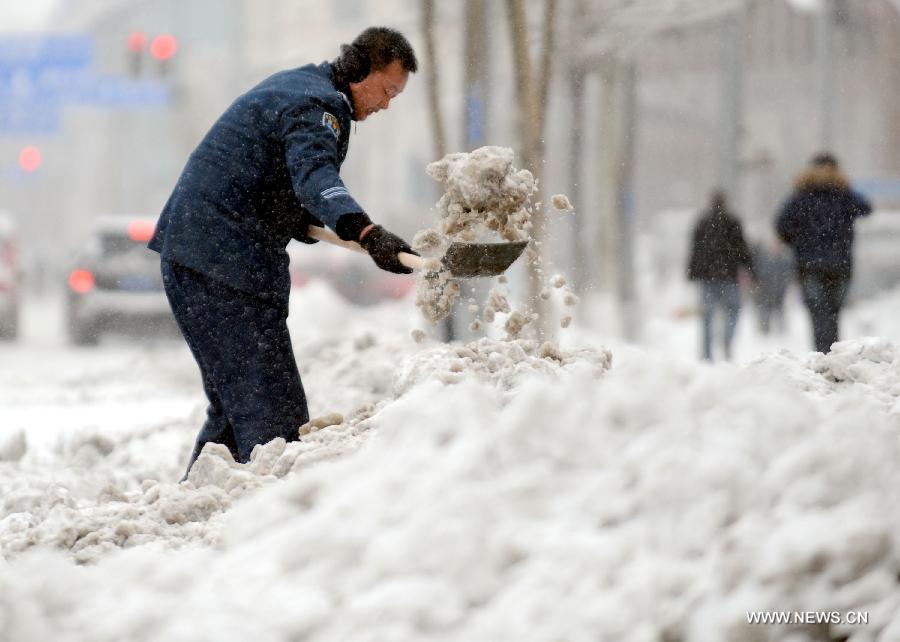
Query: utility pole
816 0 834 150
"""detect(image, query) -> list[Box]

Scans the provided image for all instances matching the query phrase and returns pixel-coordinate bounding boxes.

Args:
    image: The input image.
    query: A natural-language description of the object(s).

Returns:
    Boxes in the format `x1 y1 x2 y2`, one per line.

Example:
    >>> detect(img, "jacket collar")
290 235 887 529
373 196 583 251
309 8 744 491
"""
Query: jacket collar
324 62 355 117
795 165 850 192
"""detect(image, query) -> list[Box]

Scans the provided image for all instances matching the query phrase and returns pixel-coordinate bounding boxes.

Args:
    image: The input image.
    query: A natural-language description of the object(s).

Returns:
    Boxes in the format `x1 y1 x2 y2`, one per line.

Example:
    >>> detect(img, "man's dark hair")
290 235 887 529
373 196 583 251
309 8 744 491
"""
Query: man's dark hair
333 27 418 85
811 151 839 168
709 189 728 214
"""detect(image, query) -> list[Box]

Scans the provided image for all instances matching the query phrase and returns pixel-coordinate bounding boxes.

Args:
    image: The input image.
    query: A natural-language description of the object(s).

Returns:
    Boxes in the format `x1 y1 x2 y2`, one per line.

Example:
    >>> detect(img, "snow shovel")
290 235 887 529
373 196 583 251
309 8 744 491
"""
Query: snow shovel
306 226 528 278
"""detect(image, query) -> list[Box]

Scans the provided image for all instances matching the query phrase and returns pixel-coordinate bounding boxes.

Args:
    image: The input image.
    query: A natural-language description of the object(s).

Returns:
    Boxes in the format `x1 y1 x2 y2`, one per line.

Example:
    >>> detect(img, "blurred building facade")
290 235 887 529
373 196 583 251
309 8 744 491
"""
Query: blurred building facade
0 0 897 301
634 0 900 235
0 0 455 284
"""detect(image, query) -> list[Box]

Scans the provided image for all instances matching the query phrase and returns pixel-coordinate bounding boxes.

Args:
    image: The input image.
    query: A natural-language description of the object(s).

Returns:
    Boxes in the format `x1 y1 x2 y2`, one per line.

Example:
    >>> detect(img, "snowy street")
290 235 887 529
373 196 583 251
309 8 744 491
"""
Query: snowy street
1 292 198 455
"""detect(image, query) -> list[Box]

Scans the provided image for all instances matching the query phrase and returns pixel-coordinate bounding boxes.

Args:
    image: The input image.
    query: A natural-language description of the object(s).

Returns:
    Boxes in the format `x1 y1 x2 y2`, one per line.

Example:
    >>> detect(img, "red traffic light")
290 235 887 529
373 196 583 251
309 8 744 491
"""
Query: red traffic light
68 269 96 294
127 31 147 53
149 34 177 61
18 146 42 173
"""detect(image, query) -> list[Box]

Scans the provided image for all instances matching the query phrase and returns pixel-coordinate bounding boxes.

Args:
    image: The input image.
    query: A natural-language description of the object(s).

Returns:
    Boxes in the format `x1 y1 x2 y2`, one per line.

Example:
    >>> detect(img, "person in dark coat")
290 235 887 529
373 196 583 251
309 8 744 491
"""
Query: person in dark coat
149 27 419 478
687 190 756 361
775 152 871 353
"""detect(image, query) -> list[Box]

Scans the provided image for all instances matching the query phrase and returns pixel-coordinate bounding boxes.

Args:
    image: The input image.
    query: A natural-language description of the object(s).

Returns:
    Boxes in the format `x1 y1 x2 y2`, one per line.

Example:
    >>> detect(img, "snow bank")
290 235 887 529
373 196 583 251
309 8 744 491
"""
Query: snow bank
3 334 900 640
0 337 610 561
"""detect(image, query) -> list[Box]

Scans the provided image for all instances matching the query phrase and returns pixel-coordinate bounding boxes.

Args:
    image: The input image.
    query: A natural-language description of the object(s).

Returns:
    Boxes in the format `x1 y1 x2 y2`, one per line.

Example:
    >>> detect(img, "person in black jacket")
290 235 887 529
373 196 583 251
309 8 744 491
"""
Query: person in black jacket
687 190 756 361
775 152 871 353
149 27 418 478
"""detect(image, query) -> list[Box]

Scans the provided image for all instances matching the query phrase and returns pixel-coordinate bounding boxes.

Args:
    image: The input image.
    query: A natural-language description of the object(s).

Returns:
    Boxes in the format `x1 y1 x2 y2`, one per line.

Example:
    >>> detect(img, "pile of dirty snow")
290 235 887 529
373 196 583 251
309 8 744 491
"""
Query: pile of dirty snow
414 146 579 334
0 335 611 566
3 335 900 640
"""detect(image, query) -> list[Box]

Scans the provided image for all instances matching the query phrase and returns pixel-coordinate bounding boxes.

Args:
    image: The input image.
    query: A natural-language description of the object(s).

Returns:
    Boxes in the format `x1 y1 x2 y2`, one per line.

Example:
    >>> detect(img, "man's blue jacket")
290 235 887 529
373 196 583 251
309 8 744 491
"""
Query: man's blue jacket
149 62 362 305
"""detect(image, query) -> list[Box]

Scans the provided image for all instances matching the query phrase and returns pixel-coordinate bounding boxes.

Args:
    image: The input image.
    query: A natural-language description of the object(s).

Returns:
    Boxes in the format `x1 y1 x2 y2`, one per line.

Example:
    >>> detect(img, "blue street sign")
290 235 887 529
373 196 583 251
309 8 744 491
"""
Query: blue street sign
71 75 171 107
0 102 59 134
0 35 170 135
0 35 92 70
1 69 171 106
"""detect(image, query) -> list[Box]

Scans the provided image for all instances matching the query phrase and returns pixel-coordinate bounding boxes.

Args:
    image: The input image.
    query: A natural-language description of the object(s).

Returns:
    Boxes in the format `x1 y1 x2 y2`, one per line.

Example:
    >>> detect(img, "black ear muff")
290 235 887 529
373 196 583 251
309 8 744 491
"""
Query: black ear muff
342 44 370 83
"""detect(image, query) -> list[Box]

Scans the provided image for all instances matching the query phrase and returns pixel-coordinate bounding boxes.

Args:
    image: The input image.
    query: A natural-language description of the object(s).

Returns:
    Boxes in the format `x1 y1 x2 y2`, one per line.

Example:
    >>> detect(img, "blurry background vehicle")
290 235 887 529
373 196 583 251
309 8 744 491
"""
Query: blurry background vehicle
287 240 415 306
65 215 174 345
0 210 20 340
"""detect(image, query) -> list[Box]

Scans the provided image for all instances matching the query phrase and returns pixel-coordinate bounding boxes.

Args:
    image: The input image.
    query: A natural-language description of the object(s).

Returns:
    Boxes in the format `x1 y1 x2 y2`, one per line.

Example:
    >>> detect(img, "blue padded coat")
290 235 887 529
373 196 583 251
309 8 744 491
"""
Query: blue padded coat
149 62 361 305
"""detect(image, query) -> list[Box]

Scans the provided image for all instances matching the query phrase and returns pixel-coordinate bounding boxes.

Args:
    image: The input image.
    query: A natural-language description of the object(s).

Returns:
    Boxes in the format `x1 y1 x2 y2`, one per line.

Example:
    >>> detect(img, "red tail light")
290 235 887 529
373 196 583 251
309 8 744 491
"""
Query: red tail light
127 220 156 242
69 268 95 294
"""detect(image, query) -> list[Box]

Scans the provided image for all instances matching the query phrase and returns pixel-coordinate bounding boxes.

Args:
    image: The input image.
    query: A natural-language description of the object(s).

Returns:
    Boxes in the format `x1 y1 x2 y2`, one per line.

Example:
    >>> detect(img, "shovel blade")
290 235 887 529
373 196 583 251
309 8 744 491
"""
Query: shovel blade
442 240 529 278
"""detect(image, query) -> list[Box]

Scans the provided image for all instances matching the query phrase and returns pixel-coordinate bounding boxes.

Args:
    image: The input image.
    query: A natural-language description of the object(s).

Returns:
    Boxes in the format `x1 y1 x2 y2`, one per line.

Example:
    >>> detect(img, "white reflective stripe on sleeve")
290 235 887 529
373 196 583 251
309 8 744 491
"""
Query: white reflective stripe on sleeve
321 186 350 200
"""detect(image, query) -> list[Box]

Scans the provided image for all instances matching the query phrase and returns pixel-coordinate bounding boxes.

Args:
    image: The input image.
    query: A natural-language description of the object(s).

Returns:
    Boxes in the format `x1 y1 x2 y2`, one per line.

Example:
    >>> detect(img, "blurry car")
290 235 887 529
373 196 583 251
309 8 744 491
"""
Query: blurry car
287 239 415 306
0 210 20 340
65 215 173 345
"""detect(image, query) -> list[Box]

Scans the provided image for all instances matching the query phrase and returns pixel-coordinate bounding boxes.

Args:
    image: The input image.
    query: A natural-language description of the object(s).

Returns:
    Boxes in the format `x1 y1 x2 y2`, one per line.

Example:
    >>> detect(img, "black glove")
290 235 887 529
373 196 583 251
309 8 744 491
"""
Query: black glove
293 208 325 244
359 225 418 274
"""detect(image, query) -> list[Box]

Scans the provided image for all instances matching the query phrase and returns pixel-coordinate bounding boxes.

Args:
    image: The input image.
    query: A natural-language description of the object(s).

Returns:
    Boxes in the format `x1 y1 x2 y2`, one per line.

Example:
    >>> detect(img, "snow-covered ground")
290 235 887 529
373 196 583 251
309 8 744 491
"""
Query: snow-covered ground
2 279 900 641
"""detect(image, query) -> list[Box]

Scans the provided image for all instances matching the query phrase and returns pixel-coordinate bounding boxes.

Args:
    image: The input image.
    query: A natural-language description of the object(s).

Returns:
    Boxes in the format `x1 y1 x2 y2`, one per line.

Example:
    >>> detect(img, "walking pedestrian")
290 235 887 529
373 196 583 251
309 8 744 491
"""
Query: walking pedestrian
687 190 756 361
775 153 871 353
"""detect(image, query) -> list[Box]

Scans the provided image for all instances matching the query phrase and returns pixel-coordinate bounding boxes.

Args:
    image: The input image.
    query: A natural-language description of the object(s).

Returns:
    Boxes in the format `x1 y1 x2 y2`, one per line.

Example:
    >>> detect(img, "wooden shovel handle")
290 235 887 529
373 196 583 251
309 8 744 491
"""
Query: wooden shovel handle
397 252 425 270
305 225 425 271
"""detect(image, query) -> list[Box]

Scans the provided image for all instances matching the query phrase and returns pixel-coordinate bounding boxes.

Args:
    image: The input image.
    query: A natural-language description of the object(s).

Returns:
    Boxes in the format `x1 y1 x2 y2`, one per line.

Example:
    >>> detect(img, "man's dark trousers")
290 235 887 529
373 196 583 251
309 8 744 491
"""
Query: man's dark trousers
161 260 308 476
798 269 851 354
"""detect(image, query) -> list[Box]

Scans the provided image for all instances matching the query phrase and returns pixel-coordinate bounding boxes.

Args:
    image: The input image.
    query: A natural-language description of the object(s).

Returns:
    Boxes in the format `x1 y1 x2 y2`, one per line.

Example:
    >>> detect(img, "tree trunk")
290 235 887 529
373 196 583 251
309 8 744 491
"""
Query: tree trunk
616 61 639 342
420 0 447 160
420 0 454 340
885 4 900 173
505 0 558 340
567 0 589 295
597 60 619 297
568 67 588 295
536 0 558 139
597 56 640 341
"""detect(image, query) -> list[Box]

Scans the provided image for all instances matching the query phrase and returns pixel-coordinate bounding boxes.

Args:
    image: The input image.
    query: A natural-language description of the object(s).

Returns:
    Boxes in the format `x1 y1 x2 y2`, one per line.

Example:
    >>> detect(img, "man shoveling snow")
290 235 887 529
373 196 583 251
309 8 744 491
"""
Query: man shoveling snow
149 27 419 478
